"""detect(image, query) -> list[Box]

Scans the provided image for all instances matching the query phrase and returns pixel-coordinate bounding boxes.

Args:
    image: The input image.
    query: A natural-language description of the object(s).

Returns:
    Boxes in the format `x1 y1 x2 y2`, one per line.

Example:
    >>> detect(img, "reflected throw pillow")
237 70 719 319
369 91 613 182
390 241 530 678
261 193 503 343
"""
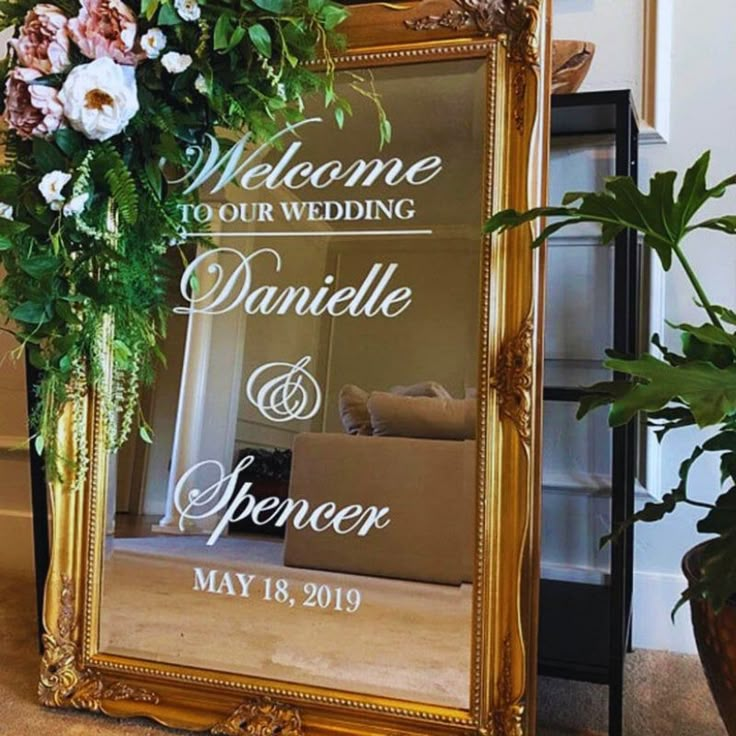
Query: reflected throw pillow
338 384 373 436
389 381 453 400
368 392 476 440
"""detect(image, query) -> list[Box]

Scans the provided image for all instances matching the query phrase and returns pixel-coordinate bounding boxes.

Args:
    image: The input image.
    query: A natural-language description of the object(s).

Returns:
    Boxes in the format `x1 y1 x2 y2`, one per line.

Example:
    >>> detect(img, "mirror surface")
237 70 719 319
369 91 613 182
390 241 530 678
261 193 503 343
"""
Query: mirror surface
98 57 488 709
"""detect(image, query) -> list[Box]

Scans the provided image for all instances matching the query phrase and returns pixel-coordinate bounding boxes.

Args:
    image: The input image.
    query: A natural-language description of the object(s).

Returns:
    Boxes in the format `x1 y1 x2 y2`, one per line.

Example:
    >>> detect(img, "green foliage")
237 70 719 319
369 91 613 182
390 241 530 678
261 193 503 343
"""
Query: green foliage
486 152 736 613
0 0 360 486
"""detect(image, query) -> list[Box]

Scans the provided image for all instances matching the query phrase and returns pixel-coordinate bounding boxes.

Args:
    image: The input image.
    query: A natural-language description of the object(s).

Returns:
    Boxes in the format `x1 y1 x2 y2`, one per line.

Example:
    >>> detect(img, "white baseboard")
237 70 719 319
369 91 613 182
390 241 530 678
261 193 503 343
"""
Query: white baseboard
542 561 698 654
0 508 35 578
541 561 608 585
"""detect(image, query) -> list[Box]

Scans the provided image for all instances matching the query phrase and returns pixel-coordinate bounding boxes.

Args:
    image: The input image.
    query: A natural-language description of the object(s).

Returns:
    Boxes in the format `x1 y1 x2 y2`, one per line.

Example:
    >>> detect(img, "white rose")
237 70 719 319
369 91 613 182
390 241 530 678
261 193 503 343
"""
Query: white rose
161 51 192 74
141 28 167 59
0 202 13 220
59 57 139 142
174 0 200 21
194 73 208 95
39 171 72 209
63 192 90 217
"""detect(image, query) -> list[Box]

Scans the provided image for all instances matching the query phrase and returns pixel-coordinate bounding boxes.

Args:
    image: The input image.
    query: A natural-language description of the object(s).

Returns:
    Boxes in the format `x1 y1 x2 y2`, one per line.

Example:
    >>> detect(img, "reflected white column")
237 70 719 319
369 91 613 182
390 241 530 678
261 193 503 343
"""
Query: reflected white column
154 246 216 535
106 451 118 536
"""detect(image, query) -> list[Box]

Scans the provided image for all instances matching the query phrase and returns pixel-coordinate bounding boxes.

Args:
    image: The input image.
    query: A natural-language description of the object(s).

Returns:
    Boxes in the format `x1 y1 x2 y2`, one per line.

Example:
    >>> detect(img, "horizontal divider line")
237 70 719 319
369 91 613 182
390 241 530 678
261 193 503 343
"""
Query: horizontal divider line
185 229 434 238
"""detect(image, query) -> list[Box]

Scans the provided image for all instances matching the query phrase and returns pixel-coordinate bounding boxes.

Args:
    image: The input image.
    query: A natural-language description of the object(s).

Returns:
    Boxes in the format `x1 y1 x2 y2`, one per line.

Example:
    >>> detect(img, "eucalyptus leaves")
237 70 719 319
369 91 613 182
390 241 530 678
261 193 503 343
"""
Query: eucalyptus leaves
0 0 352 480
486 152 736 612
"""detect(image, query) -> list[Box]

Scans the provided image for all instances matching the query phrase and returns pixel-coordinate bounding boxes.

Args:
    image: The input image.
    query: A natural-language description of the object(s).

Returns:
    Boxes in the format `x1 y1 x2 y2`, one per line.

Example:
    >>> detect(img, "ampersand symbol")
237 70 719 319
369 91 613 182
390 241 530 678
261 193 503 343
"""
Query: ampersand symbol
246 356 322 423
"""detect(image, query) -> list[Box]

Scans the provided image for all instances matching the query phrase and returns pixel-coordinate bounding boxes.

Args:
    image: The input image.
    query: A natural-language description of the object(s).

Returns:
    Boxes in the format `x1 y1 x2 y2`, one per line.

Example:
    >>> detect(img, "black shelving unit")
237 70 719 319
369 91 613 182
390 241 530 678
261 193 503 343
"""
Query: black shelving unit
539 90 640 736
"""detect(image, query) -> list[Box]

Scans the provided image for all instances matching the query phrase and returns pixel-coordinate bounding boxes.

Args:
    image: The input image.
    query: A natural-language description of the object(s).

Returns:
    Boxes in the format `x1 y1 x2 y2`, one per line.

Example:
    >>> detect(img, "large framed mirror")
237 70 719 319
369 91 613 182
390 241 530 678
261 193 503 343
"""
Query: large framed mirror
40 1 550 734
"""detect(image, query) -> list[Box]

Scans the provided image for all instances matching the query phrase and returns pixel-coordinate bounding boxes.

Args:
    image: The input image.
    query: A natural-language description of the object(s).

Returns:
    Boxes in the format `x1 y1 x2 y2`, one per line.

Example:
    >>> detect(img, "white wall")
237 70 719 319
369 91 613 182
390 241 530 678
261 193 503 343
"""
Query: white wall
636 0 736 652
548 0 736 654
554 0 644 108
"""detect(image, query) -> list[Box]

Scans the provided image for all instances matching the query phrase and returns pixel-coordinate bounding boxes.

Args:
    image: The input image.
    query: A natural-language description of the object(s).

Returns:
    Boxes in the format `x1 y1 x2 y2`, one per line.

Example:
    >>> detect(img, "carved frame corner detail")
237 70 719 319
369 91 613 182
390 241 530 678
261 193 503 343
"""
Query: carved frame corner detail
489 315 533 446
405 0 541 66
211 697 304 736
39 574 159 712
487 635 525 736
404 0 541 132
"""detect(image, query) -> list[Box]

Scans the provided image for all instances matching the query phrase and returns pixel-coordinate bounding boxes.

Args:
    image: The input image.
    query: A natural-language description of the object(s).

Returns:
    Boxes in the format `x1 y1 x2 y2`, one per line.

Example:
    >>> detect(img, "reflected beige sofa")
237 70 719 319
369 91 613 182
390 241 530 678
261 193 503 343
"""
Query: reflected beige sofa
283 433 476 585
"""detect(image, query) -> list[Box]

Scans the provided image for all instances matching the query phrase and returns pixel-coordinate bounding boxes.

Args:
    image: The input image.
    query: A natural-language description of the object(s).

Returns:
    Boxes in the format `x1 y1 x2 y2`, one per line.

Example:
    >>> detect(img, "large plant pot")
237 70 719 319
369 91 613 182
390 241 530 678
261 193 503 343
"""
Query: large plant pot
683 543 736 735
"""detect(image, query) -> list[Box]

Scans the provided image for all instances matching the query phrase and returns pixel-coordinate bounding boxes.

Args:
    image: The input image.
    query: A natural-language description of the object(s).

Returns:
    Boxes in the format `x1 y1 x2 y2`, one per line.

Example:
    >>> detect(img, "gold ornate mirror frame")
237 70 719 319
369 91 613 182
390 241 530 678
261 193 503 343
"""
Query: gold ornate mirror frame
39 1 550 734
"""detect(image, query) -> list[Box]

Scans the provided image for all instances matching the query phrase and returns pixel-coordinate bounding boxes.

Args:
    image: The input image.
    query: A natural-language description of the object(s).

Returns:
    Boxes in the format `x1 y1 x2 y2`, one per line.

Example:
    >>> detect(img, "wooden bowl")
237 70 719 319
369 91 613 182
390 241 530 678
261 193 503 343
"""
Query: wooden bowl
552 40 596 95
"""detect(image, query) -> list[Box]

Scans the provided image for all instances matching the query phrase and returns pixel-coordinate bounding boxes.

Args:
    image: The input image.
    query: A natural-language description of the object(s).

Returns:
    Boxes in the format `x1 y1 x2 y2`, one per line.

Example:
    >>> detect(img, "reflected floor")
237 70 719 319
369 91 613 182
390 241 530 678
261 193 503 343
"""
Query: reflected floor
99 533 472 709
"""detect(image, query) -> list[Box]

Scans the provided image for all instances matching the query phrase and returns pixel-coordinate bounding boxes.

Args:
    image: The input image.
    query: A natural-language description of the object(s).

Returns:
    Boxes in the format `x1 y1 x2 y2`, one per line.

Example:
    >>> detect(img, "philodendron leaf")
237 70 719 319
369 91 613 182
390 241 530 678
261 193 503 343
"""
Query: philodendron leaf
702 431 736 484
485 152 736 272
484 206 576 248
694 215 736 235
651 333 687 366
677 325 735 368
671 322 736 350
711 304 736 326
601 445 704 547
604 354 736 427
575 380 631 420
702 430 736 453
648 405 696 442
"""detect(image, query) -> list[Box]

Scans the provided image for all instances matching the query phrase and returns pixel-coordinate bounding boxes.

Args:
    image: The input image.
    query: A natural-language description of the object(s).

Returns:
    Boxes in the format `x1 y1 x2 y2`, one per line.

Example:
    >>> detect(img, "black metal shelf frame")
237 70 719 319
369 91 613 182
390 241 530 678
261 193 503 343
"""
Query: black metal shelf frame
539 90 639 736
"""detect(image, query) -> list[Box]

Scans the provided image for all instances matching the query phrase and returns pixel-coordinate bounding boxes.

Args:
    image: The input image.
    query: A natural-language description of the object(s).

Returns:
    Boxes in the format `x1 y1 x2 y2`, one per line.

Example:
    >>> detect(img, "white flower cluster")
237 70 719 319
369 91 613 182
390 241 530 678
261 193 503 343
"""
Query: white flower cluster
38 170 90 216
28 0 203 149
175 0 201 21
141 27 166 59
161 51 192 74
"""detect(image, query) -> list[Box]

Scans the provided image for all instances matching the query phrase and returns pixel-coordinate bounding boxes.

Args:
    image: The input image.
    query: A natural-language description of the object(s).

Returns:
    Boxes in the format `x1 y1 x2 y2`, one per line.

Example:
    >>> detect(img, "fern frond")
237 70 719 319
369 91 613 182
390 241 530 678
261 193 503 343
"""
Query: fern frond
92 143 139 226
149 101 178 135
106 165 138 225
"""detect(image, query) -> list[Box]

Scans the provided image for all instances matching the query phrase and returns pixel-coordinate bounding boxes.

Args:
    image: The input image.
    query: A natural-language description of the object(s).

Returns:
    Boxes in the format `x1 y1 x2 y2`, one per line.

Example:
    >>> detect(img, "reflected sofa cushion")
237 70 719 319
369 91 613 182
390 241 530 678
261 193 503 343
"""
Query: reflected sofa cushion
368 393 476 441
284 433 476 585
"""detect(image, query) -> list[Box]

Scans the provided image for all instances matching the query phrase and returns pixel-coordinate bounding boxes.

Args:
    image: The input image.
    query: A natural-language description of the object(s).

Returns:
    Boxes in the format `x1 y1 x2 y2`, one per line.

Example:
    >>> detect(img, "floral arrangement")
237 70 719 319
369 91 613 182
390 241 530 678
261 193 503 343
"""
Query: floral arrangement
0 0 352 481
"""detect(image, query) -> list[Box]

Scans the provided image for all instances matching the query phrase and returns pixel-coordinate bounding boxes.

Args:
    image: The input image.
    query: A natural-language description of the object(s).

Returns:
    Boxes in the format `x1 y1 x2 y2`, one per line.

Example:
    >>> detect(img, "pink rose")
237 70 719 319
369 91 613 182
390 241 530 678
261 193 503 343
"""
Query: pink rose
10 4 71 75
68 0 141 66
4 67 64 139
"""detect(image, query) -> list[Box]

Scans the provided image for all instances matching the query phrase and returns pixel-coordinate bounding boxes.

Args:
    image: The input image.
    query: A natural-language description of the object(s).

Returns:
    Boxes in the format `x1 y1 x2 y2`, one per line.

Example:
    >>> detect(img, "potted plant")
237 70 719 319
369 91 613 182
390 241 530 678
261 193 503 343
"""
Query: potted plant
486 152 736 734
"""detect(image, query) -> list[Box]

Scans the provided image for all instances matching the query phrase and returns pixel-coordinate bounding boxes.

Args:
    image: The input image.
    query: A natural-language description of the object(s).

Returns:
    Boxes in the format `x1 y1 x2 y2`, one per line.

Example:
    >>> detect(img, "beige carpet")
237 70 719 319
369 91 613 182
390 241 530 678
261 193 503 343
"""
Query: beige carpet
0 573 727 736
